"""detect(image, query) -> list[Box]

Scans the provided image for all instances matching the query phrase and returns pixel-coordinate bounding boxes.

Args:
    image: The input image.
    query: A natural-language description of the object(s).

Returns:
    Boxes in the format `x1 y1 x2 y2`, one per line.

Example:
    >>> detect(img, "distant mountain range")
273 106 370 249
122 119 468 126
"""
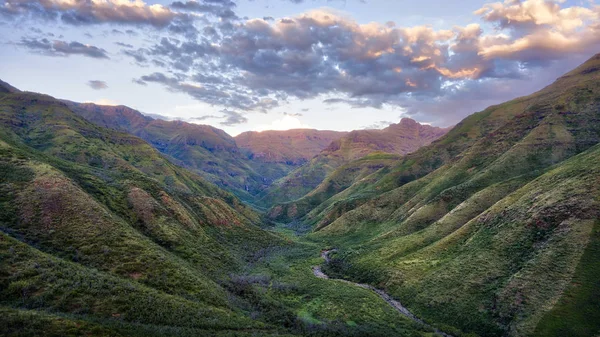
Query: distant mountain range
235 129 347 165
63 100 447 208
261 118 450 218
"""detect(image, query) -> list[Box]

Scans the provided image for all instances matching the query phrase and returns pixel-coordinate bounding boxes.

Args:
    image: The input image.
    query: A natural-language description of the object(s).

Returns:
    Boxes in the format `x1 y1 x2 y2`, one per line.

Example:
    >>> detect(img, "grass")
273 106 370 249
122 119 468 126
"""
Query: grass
533 220 600 337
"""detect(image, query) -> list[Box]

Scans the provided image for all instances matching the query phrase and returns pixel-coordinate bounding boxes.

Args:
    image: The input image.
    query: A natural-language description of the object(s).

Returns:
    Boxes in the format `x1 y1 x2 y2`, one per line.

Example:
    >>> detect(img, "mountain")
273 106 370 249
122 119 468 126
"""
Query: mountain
63 101 273 203
235 129 347 165
0 87 291 335
262 118 449 217
312 53 600 336
64 103 350 207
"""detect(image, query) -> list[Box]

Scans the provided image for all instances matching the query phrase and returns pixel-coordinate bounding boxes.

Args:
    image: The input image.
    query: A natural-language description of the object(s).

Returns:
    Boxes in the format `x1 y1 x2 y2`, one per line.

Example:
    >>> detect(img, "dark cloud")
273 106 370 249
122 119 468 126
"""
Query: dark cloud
18 37 110 59
115 42 134 48
87 80 108 90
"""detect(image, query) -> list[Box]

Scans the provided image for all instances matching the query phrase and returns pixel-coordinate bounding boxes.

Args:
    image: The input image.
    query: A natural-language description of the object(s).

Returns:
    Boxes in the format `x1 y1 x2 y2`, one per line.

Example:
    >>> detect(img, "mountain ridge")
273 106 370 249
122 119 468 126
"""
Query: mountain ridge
260 118 450 213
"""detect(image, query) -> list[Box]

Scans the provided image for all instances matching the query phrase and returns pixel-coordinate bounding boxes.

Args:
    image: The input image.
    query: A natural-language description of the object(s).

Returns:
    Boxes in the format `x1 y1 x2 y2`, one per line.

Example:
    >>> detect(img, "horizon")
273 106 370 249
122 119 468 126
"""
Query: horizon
1 0 599 135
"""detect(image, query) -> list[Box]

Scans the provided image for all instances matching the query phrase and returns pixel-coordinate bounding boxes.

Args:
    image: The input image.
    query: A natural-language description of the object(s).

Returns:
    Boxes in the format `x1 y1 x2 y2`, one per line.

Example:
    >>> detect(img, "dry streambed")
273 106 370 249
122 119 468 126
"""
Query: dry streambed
312 250 453 337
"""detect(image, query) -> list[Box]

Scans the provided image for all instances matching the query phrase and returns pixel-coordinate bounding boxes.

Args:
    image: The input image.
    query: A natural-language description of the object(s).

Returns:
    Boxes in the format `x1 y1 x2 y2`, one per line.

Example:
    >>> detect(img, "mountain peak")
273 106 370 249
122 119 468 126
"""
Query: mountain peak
398 117 418 126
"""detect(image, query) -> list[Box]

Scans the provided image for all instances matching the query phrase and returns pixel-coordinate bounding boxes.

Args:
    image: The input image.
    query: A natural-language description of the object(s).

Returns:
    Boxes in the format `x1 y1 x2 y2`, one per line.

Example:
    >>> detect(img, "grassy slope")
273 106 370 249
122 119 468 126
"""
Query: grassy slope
267 153 402 225
0 90 290 335
312 54 600 336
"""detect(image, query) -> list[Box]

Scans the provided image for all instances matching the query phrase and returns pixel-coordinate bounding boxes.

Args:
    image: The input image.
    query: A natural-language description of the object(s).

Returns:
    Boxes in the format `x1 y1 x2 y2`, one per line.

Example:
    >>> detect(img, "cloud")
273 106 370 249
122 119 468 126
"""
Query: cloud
323 97 385 109
193 109 247 126
254 115 312 132
362 120 393 129
87 80 108 90
115 41 134 48
220 109 248 125
1 0 200 38
18 37 109 58
2 0 177 27
170 0 237 19
136 72 278 111
475 0 600 63
283 112 303 117
23 0 592 126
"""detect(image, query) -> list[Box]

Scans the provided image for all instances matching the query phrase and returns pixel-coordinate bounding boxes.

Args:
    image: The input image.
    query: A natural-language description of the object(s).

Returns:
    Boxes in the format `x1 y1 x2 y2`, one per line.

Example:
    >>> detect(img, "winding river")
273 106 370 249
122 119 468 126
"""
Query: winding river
312 249 453 337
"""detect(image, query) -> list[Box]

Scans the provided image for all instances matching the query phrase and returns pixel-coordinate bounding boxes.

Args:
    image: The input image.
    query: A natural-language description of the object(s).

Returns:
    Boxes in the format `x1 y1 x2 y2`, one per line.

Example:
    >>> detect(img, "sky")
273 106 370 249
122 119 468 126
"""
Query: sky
0 0 599 136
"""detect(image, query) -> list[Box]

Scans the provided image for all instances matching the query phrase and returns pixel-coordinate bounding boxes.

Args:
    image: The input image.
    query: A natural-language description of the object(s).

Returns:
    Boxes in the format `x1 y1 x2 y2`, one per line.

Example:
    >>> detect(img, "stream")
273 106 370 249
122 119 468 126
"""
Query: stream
312 249 453 337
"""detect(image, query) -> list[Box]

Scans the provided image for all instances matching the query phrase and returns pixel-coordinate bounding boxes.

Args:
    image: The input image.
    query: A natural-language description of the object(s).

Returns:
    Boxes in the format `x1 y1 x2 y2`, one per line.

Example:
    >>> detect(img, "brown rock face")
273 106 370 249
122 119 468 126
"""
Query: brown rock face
235 129 348 164
321 118 451 161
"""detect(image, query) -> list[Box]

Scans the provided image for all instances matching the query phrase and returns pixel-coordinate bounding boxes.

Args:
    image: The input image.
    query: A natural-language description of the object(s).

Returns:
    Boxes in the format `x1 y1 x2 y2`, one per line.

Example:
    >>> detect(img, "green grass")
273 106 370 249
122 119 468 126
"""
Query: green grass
533 220 600 337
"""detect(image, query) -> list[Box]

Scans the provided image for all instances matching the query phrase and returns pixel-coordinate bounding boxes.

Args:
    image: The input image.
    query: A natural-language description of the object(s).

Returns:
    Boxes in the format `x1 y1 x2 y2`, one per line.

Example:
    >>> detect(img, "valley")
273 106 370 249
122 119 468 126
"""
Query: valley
2 53 600 337
312 249 452 337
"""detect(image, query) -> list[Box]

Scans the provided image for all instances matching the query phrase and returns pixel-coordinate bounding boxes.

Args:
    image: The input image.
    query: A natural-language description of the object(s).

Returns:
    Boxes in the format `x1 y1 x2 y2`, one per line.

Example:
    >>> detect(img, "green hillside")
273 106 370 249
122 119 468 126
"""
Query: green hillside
0 88 287 334
310 53 600 336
